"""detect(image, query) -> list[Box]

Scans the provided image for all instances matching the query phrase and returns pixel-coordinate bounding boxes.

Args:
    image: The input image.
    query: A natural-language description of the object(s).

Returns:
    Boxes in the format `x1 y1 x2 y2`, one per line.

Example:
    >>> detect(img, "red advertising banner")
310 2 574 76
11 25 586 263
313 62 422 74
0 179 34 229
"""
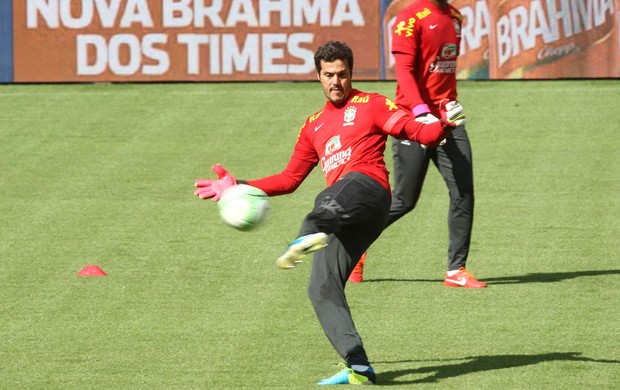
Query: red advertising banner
617 0 620 76
8 1 620 82
381 0 412 80
454 0 490 79
13 0 382 82
488 0 617 79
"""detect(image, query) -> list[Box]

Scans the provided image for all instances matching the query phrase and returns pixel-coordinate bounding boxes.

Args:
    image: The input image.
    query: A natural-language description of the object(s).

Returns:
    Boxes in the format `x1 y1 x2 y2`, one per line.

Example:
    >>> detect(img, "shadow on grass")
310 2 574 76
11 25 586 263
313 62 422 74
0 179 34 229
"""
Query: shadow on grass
375 352 620 385
364 269 620 285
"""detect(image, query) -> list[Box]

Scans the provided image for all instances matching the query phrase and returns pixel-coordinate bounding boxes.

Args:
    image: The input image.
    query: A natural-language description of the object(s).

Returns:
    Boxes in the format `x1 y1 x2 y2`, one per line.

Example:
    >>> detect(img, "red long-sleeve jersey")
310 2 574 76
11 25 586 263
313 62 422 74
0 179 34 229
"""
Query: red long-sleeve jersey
247 89 446 196
391 0 461 117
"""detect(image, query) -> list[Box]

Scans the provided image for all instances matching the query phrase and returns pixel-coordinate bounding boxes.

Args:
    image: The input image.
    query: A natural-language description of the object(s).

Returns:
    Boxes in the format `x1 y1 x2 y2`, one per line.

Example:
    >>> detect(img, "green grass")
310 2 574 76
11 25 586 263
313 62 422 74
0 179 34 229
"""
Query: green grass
0 80 618 389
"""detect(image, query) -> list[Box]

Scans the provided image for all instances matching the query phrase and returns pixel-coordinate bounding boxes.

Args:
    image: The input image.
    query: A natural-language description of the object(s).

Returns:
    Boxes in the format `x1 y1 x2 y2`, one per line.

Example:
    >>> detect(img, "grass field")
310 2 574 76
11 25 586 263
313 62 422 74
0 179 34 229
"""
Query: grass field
0 79 619 389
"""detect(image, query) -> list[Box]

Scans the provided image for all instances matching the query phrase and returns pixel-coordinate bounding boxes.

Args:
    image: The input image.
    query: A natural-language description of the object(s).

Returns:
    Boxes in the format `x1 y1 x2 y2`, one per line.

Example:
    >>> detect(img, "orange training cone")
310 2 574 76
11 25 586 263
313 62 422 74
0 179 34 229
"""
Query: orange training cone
78 265 106 276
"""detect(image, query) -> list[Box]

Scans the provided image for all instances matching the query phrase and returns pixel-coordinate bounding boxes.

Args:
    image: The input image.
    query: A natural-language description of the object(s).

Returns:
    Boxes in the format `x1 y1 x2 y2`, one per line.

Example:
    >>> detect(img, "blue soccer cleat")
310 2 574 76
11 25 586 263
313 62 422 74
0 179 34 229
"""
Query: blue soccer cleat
317 364 376 385
276 232 328 269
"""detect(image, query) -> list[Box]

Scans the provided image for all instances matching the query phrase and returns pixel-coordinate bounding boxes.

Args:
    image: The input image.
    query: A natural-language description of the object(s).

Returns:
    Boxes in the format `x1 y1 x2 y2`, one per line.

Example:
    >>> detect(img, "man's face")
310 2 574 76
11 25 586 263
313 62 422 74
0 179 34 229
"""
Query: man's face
317 59 352 106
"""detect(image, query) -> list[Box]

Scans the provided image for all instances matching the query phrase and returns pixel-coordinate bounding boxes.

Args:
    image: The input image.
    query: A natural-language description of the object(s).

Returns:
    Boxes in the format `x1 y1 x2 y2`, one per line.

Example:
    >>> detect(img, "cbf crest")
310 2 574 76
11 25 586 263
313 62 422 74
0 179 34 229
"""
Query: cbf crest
453 18 461 38
343 106 357 126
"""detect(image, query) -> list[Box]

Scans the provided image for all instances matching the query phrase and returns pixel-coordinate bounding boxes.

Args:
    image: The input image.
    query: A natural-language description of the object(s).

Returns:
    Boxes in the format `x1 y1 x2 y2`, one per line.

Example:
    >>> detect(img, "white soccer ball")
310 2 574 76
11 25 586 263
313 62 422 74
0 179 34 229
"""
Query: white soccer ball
217 184 270 231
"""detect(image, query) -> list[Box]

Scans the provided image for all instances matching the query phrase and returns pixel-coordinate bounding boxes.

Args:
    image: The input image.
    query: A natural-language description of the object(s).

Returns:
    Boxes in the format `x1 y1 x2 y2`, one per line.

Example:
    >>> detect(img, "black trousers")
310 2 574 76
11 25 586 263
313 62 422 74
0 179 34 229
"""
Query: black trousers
387 125 474 271
298 172 391 367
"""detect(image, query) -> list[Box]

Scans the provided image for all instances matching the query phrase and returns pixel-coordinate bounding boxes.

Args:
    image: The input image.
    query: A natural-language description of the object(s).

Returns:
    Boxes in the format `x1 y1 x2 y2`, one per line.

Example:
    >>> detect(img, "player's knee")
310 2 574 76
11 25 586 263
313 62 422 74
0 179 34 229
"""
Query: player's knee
450 190 474 203
317 196 345 216
307 272 342 306
307 282 325 307
390 198 416 216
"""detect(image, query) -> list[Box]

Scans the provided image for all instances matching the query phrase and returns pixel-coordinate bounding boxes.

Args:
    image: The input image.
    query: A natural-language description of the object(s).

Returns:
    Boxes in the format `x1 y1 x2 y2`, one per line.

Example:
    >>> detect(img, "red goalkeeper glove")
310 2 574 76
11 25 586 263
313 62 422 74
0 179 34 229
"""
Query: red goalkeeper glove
439 100 466 128
194 164 237 201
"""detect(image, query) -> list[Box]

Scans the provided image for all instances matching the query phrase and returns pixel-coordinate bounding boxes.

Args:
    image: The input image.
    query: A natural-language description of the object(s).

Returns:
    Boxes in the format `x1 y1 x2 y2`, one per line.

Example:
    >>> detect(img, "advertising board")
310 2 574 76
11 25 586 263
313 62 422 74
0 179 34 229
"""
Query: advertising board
2 1 618 82
13 0 381 82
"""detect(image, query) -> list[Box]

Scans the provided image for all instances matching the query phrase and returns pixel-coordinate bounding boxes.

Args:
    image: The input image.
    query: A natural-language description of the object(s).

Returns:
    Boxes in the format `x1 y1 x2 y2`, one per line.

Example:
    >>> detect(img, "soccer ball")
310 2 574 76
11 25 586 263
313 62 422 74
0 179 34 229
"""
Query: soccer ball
217 184 270 231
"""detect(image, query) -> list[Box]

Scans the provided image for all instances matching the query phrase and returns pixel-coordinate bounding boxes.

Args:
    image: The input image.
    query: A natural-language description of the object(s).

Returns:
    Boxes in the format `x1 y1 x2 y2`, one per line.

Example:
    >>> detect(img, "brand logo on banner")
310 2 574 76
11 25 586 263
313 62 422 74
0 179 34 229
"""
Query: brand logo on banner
489 0 617 78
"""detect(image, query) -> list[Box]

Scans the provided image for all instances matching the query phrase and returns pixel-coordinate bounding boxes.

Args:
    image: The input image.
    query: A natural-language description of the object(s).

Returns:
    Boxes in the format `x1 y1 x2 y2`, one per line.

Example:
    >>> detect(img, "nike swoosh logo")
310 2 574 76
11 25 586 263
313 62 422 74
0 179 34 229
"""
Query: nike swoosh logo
445 277 467 286
314 123 325 132
430 24 438 29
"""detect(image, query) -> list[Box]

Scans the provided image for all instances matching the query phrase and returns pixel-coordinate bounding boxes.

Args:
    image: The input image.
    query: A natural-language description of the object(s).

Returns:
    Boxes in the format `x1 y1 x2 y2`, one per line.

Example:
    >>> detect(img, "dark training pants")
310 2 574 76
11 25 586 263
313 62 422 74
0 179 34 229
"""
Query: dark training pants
298 172 391 367
387 125 474 271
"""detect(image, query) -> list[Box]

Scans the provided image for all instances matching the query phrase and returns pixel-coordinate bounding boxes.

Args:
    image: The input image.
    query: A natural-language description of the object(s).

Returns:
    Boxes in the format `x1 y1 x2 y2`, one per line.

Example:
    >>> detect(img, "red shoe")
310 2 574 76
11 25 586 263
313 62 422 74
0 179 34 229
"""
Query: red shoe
348 253 366 283
444 267 487 288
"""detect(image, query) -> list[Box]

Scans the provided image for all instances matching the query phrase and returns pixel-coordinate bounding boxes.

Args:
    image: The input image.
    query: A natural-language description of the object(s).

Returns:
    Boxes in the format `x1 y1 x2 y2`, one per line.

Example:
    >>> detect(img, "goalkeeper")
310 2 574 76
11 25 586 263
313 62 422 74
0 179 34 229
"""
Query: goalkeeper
195 40 464 386
349 0 486 288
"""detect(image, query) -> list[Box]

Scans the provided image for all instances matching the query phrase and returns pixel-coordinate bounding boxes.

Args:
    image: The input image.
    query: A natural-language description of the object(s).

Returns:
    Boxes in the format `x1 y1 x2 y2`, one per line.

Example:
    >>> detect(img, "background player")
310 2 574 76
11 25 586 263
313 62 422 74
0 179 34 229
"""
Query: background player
350 0 486 288
195 41 464 385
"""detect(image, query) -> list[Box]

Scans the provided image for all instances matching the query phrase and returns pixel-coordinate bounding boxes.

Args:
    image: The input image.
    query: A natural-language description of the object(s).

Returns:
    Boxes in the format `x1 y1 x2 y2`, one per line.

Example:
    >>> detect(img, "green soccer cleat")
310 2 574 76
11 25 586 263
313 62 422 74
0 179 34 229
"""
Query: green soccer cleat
276 232 328 269
317 364 376 385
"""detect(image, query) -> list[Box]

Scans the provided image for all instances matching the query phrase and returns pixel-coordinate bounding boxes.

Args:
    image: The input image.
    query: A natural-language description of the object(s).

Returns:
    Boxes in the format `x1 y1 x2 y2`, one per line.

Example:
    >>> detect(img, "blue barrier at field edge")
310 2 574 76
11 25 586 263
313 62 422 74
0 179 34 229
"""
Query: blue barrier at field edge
0 1 14 83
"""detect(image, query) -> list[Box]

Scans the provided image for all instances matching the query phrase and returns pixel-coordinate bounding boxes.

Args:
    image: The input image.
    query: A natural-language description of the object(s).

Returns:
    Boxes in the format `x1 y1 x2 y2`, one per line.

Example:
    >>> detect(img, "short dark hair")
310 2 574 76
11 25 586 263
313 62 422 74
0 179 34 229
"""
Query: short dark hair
314 41 354 75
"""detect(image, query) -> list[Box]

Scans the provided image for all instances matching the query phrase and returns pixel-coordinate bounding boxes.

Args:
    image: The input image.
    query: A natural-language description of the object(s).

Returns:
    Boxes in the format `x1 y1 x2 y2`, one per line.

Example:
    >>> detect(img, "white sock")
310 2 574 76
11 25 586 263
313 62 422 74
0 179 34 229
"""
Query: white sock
447 270 460 277
351 365 370 372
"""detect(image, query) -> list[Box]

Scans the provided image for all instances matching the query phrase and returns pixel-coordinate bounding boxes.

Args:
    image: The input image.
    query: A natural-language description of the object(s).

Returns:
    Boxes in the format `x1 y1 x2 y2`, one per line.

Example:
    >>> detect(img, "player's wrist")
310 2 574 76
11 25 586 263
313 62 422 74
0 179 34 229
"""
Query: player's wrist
413 104 431 117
